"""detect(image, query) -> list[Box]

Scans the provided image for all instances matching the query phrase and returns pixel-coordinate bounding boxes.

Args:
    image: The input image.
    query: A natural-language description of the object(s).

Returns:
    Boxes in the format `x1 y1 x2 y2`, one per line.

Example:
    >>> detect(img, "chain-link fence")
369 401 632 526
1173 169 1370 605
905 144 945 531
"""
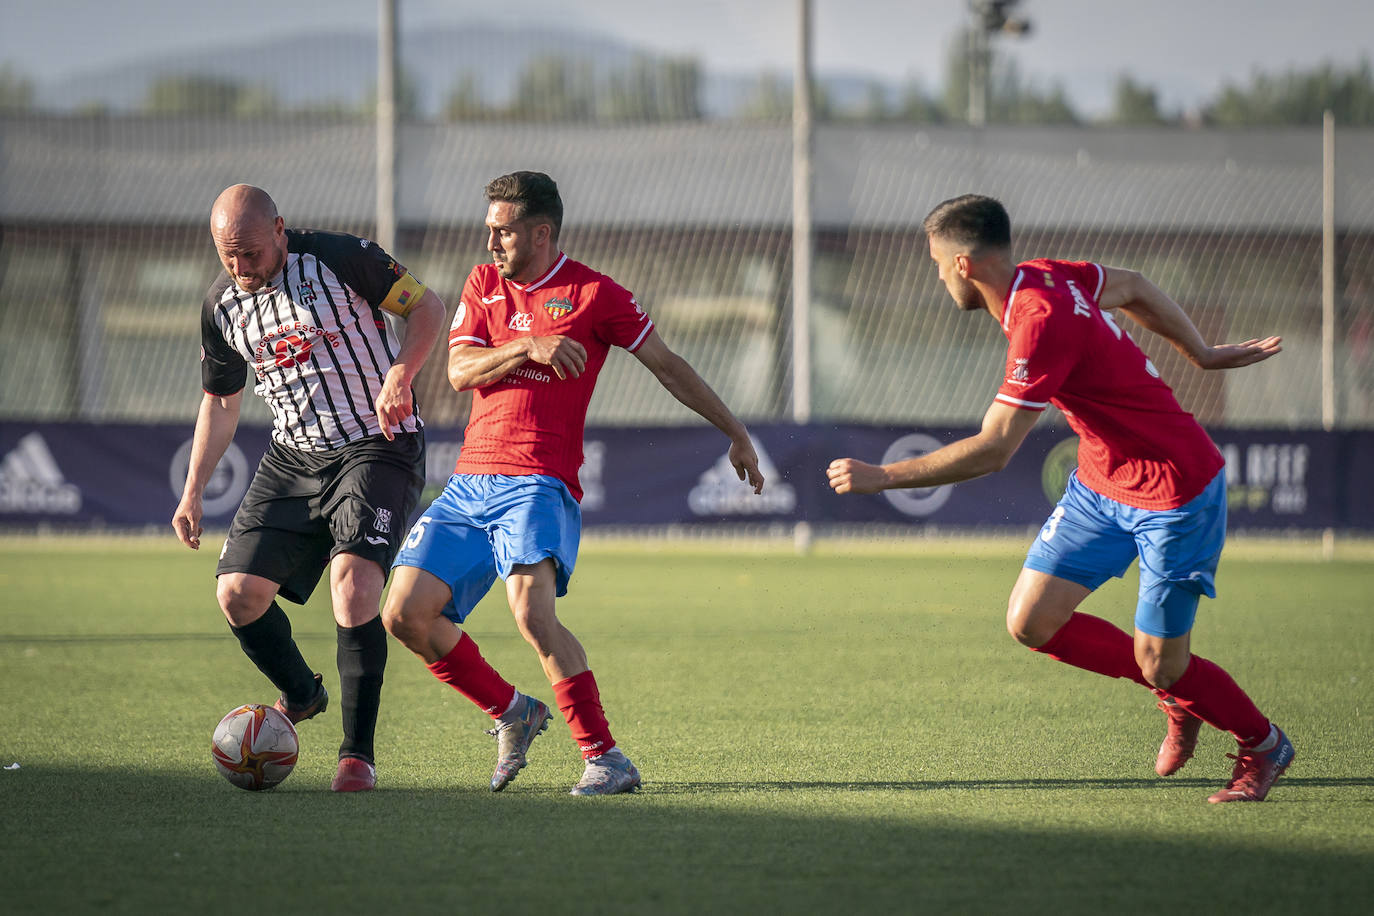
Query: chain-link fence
3 115 1371 431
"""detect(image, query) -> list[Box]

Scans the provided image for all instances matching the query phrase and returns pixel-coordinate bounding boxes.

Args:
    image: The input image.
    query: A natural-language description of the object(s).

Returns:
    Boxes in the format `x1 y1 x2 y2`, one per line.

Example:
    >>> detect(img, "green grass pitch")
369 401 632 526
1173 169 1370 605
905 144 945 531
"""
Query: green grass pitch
1 535 1371 914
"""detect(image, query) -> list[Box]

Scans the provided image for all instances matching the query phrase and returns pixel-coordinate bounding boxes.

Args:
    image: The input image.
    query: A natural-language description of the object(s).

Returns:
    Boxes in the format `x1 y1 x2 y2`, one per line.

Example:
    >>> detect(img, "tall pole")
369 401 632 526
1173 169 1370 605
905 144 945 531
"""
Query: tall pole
376 0 398 253
968 24 987 126
791 0 813 424
1322 110 1336 431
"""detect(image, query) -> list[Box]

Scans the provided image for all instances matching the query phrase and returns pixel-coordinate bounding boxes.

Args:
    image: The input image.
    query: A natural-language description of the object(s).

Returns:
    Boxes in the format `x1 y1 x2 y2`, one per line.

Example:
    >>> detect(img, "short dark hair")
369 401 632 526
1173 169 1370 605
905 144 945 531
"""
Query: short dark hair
485 171 563 238
922 194 1012 252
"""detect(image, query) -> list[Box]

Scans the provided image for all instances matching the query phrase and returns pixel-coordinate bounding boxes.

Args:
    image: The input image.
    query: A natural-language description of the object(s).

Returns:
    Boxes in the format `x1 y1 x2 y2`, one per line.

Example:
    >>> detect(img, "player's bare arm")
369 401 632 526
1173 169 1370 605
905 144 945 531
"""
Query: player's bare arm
1099 267 1283 370
828 401 1039 495
172 390 243 549
632 330 764 493
449 335 588 390
374 288 446 440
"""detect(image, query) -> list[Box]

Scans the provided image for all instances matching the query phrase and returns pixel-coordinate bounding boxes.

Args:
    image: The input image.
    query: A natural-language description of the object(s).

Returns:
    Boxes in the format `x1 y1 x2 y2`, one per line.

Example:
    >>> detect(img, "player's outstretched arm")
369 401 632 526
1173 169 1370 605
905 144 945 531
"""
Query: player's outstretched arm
172 391 242 549
632 330 764 493
1099 267 1282 370
828 401 1038 495
375 288 446 440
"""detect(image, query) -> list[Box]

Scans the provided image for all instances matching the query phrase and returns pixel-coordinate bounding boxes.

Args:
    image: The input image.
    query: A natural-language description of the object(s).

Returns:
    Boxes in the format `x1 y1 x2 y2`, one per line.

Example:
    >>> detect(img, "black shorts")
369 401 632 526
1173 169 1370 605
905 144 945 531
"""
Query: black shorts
217 431 425 604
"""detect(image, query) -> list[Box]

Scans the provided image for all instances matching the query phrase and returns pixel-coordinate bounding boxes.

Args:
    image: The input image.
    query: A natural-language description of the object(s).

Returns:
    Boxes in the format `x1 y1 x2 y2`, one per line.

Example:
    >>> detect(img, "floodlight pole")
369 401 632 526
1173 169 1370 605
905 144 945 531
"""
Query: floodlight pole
376 0 398 253
968 23 988 126
792 0 814 424
967 1 1031 127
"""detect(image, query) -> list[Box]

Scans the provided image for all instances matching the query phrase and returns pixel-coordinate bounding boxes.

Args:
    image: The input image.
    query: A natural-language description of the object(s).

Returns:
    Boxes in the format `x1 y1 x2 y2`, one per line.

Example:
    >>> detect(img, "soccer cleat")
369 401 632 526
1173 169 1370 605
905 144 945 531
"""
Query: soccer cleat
569 748 641 796
331 756 376 792
273 673 329 725
1155 698 1204 776
1207 727 1295 803
487 693 552 792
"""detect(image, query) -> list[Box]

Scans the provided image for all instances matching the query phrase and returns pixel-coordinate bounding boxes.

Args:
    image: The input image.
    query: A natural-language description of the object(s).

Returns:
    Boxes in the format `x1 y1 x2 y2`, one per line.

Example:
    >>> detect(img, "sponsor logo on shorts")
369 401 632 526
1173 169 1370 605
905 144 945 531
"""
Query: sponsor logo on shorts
365 535 388 546
373 507 393 534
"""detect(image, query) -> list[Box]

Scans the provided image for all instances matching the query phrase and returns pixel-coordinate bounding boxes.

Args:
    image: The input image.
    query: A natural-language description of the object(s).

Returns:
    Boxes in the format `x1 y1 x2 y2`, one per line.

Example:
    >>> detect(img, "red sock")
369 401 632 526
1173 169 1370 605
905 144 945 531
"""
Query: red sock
1032 612 1153 688
1165 655 1270 746
425 632 516 717
553 670 615 759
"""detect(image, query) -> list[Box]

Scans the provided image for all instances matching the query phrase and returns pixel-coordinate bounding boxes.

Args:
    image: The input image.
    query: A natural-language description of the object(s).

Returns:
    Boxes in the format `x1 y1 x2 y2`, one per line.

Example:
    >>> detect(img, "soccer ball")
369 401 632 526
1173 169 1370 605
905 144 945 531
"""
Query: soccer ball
211 704 299 791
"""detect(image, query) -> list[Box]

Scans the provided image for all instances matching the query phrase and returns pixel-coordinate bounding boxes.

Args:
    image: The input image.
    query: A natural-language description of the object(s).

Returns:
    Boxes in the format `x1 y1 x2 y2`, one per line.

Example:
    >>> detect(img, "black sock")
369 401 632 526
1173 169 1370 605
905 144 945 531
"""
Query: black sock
336 616 387 764
229 601 317 703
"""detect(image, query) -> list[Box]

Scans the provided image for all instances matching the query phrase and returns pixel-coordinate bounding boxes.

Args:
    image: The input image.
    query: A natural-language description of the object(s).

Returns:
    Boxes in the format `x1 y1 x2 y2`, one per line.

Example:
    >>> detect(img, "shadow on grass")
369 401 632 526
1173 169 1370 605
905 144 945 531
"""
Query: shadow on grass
3 765 1371 916
650 775 1374 793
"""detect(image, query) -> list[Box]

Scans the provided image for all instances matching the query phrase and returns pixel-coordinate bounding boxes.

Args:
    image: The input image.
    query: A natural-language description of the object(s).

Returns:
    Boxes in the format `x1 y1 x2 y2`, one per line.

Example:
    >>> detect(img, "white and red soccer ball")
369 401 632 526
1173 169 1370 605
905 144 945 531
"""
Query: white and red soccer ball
211 704 299 790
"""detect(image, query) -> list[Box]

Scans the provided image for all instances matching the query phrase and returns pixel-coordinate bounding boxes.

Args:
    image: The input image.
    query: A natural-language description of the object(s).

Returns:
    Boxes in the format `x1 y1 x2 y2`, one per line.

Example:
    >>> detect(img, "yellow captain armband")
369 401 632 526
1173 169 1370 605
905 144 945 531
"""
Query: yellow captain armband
380 271 427 318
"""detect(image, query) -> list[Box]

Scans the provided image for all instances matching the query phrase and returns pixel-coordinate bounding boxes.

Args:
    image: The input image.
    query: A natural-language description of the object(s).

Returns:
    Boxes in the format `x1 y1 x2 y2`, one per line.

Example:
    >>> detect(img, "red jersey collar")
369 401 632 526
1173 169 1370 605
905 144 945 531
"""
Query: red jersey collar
508 252 568 293
1001 268 1027 334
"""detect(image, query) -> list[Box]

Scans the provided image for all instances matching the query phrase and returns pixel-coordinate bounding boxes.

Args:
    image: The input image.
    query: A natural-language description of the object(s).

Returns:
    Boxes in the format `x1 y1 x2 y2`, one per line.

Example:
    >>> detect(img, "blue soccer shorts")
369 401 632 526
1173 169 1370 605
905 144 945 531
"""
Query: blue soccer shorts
1023 470 1227 639
392 474 581 624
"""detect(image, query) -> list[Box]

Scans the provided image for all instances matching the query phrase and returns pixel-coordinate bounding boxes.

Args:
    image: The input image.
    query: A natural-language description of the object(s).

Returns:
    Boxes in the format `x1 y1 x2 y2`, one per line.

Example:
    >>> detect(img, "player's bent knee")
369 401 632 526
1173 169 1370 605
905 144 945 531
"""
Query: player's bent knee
1136 652 1188 690
215 574 275 626
1006 602 1058 648
380 592 429 645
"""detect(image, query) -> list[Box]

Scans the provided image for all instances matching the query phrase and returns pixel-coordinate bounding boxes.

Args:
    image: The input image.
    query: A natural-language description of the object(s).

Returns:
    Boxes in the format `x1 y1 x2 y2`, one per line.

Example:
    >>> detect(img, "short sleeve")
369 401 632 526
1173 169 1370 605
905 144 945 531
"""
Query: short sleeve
594 279 654 352
306 230 424 313
448 269 490 349
995 296 1082 411
200 282 247 396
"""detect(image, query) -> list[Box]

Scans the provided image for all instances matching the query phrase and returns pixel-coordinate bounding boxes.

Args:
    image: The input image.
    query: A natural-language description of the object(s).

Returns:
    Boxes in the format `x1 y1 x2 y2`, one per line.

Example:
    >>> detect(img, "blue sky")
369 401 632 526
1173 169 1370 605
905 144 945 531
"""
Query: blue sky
4 0 1372 115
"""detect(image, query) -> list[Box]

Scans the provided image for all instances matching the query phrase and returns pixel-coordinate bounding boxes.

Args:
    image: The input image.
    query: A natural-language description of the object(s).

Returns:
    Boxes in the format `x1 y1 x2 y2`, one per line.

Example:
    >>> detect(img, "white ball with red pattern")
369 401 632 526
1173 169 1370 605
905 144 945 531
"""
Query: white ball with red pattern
211 704 299 791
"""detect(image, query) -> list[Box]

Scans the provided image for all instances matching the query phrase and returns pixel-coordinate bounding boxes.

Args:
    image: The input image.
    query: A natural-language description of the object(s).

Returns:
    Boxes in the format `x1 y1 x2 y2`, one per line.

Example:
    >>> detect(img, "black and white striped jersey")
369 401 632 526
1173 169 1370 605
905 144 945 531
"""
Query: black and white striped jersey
200 229 427 451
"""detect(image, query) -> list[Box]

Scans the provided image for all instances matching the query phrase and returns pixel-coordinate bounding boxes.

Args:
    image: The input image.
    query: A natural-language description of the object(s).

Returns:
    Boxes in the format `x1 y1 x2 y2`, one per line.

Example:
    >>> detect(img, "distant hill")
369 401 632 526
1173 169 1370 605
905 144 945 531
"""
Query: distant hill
36 22 902 118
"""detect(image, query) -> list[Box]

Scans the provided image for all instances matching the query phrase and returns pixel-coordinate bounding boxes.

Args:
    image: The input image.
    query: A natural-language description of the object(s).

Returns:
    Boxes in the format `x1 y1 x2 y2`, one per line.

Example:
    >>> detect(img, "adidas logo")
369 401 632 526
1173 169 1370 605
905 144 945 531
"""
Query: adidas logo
688 440 795 516
0 432 82 514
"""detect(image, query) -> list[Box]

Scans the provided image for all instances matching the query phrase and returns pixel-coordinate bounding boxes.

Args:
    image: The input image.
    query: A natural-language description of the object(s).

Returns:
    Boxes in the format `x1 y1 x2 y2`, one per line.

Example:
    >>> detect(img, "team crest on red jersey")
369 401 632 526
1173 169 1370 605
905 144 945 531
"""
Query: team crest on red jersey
543 297 574 319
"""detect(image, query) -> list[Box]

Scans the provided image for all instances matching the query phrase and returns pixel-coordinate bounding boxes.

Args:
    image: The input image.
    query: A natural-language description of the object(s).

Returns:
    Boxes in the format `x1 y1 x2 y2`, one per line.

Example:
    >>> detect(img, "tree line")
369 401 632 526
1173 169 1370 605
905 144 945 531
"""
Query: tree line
3 50 1373 127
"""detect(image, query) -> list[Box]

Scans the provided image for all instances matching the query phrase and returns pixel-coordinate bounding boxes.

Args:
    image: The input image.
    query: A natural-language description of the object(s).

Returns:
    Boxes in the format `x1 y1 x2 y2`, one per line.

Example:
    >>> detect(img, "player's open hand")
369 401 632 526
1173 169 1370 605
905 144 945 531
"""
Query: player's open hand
526 335 587 380
1196 336 1283 370
730 438 765 494
826 458 889 495
171 494 203 549
374 366 415 440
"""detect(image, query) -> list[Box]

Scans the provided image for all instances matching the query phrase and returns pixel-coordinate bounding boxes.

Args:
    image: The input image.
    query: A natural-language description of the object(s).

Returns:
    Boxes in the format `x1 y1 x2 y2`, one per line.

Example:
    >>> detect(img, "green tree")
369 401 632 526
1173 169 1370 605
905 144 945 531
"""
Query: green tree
894 78 946 124
735 72 789 121
0 63 35 113
604 54 704 121
943 33 1078 125
1205 59 1374 126
144 75 268 115
1108 74 1167 125
509 56 596 121
363 67 422 119
442 73 491 121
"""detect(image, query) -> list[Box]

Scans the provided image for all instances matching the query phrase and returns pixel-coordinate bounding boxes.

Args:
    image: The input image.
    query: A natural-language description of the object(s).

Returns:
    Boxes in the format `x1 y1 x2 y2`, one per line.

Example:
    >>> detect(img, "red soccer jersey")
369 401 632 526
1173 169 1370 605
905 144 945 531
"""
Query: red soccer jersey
447 253 654 501
996 259 1224 510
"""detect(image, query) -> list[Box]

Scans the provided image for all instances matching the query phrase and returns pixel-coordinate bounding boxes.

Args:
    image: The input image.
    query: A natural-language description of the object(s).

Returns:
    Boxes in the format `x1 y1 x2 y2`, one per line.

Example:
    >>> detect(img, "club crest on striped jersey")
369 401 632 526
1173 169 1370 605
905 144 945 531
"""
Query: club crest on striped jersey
543 296 574 319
